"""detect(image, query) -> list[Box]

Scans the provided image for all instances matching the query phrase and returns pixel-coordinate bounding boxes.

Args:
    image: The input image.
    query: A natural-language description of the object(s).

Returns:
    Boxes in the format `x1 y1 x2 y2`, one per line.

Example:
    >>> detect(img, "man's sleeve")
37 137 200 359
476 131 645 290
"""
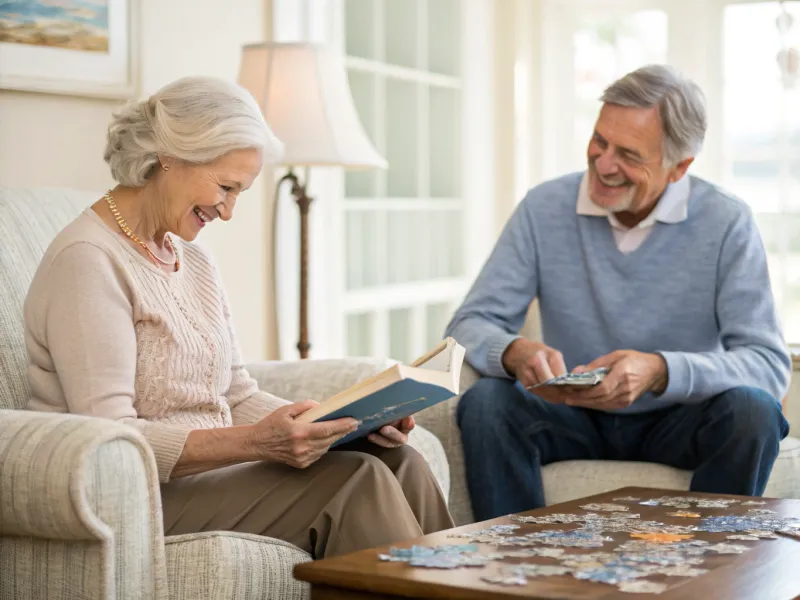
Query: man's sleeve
445 198 539 378
658 209 791 403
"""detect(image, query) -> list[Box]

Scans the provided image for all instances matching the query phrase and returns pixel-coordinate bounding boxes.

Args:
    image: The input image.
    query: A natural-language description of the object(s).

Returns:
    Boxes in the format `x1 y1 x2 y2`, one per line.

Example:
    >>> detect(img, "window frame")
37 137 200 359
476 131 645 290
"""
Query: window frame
271 0 495 361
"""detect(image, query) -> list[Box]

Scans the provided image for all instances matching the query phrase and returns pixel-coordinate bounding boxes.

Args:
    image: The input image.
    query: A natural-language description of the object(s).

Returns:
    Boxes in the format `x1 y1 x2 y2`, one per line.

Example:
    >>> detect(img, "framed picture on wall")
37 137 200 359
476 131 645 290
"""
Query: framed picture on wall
0 0 137 99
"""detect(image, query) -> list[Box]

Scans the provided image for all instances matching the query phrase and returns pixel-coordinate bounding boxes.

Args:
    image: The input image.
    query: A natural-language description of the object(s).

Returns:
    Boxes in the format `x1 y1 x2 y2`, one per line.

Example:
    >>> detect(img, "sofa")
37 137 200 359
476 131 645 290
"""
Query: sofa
2 186 800 598
0 187 449 599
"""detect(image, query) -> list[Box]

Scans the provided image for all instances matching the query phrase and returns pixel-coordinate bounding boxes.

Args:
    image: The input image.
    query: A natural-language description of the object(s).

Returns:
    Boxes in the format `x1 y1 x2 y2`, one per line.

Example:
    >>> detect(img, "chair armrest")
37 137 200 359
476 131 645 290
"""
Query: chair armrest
246 357 396 401
407 426 450 499
0 410 168 598
459 361 481 394
412 359 486 526
786 372 800 435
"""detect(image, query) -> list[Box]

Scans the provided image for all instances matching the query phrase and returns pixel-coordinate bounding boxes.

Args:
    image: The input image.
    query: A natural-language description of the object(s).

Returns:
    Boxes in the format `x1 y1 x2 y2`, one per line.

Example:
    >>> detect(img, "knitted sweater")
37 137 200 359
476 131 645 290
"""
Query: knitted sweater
24 207 291 482
446 172 791 413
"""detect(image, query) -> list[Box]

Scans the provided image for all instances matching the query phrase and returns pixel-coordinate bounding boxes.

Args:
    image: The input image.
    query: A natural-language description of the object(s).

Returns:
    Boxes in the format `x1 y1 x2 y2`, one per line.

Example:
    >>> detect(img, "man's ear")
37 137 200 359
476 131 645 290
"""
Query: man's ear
668 157 694 183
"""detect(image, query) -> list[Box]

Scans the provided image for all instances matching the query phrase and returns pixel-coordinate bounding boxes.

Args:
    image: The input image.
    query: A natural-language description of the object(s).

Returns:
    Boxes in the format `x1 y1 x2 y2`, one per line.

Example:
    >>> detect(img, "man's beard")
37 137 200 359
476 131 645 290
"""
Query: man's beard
591 168 637 213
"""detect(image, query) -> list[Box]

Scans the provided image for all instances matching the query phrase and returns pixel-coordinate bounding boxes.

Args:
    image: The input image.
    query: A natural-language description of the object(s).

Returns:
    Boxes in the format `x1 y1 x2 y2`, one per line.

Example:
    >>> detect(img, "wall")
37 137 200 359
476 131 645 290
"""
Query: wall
0 0 279 361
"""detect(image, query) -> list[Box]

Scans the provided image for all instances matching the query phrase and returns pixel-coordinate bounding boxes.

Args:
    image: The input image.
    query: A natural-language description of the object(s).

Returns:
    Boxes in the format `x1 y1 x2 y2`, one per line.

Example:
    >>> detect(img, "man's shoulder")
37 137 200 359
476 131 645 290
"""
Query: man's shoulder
688 175 754 226
519 171 583 215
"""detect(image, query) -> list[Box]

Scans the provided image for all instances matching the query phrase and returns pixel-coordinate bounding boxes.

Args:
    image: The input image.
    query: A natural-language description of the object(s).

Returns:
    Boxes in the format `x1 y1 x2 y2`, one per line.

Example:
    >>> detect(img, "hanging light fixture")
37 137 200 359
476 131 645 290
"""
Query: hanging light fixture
776 0 800 89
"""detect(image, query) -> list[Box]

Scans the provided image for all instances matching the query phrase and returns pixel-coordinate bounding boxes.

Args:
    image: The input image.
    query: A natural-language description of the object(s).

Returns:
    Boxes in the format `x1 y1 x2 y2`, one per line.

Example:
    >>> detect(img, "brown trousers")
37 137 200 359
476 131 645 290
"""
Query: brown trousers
160 441 455 558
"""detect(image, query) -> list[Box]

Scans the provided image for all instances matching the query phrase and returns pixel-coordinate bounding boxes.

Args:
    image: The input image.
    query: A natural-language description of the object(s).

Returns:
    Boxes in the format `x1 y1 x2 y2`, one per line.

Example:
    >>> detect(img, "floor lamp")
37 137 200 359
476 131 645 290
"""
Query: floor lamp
239 43 387 359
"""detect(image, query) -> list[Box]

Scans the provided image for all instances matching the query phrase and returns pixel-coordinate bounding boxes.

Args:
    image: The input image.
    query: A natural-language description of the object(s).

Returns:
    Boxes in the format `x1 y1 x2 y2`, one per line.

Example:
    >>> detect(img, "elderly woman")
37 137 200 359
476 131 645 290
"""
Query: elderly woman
24 76 454 558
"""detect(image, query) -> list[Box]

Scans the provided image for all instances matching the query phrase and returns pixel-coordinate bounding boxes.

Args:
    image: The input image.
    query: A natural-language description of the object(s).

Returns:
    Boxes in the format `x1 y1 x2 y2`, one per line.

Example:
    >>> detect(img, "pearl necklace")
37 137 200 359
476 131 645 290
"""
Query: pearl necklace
104 191 179 271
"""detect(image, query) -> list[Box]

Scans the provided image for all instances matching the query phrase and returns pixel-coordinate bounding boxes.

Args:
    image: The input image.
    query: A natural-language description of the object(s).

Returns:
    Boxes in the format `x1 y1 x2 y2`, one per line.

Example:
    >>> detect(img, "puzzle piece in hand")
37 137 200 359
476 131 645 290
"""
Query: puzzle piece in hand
529 367 610 388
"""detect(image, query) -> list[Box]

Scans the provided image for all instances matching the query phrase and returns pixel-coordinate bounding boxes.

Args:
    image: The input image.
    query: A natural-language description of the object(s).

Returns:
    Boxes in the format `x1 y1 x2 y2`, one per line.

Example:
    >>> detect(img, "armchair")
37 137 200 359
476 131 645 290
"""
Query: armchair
0 187 449 599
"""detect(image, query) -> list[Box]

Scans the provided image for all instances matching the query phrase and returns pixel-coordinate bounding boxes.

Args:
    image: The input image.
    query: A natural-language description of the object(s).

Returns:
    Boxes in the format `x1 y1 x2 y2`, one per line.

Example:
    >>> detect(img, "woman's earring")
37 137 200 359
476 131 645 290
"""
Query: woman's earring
162 163 170 172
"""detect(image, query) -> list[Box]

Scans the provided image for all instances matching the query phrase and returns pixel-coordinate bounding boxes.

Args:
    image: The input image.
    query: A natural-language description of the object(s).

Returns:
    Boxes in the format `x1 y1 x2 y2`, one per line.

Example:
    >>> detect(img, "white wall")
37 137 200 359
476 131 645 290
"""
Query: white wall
0 0 279 361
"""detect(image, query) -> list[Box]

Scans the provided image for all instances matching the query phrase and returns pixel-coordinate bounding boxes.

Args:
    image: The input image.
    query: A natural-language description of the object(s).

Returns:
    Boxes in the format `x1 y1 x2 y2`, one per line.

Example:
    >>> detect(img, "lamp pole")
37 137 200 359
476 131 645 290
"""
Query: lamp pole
277 168 313 359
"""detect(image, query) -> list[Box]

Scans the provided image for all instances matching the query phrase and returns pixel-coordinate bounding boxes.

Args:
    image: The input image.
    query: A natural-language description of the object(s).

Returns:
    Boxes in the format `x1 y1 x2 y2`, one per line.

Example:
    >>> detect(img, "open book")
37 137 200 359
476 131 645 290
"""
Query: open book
295 337 466 447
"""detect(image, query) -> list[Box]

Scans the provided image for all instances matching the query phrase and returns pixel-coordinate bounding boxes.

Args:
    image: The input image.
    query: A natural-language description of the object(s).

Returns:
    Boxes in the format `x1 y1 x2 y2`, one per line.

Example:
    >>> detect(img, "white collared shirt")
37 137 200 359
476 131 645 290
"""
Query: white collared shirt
576 173 691 253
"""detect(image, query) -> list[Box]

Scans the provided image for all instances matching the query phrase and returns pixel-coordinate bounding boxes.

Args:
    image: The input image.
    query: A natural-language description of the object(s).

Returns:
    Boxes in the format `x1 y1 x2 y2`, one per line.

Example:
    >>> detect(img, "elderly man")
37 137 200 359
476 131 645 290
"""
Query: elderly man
446 64 791 521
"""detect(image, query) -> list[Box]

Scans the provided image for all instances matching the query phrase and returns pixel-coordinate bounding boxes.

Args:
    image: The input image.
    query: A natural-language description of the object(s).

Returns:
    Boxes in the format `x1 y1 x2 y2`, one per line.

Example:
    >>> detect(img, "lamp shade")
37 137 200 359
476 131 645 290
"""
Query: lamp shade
238 42 387 169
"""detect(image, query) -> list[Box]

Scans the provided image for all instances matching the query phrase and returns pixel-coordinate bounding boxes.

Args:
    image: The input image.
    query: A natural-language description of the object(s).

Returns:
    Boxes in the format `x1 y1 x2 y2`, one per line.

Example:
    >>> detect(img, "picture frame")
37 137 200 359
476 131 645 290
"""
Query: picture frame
0 0 138 99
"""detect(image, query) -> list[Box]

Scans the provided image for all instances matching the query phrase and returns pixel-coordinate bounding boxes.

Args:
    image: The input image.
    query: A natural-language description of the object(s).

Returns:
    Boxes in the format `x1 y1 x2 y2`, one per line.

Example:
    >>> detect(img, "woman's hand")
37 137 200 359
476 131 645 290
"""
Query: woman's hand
367 415 415 449
248 400 359 468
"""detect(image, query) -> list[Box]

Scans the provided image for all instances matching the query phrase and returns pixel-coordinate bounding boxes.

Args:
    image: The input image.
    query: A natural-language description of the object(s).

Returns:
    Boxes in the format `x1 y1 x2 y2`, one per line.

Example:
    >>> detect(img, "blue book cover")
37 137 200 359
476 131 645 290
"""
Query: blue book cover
295 338 465 446
318 379 456 447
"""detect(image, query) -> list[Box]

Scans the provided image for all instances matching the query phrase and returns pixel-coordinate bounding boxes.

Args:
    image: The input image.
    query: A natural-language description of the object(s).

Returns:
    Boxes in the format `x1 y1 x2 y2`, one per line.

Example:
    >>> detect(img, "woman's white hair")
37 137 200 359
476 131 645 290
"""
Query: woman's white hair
601 64 707 166
104 76 283 186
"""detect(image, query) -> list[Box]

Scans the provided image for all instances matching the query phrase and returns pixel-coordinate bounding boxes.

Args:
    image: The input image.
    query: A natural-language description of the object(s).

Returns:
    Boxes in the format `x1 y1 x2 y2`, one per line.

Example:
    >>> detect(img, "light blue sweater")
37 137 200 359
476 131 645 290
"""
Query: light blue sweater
446 172 791 414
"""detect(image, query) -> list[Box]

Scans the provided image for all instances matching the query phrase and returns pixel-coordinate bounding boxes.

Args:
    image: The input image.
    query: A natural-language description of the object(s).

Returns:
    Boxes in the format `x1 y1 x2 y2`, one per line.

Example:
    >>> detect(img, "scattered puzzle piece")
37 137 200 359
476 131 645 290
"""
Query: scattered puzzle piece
580 503 630 512
667 511 701 518
630 533 695 544
618 580 669 594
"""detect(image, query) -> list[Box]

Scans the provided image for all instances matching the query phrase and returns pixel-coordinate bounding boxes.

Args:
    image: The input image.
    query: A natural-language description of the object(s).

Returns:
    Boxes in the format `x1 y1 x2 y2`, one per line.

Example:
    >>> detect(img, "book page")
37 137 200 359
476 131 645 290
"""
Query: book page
413 338 455 372
417 349 451 372
401 338 465 394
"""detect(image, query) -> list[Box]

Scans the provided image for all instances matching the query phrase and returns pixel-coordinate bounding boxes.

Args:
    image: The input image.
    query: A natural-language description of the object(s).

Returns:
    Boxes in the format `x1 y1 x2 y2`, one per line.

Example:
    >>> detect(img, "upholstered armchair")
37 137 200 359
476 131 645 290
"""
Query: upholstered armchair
0 187 449 599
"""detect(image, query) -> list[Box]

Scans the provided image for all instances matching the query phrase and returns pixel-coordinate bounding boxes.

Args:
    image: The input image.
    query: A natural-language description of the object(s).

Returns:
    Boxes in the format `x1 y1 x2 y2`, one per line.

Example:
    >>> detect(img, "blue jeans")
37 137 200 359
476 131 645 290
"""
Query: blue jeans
456 378 790 521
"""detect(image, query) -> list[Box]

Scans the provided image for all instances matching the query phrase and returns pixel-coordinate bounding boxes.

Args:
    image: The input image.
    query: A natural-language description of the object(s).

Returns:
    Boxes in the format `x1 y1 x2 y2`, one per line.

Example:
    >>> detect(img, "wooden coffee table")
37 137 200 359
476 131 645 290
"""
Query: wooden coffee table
294 487 800 599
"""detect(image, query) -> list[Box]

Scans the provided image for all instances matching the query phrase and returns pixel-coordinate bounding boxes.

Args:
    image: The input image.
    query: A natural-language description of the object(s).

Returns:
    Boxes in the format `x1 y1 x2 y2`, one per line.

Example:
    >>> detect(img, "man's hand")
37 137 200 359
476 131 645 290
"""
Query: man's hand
564 350 668 410
502 338 572 404
368 415 415 448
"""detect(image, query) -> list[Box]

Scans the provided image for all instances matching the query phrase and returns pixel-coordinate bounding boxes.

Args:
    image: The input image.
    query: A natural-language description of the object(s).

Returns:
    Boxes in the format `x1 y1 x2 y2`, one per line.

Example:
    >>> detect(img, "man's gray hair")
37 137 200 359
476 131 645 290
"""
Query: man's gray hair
601 64 707 166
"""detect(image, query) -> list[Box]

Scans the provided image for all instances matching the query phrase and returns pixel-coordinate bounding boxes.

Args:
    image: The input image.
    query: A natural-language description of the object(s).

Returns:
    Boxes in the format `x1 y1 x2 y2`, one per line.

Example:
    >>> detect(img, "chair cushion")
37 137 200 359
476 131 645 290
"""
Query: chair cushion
165 531 311 600
541 435 800 505
0 186 96 410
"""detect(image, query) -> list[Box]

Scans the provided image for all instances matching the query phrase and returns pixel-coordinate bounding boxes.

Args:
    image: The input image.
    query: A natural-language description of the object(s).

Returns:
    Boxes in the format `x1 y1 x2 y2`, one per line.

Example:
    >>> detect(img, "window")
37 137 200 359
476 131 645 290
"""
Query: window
572 10 668 169
722 1 800 341
538 0 800 343
342 0 468 362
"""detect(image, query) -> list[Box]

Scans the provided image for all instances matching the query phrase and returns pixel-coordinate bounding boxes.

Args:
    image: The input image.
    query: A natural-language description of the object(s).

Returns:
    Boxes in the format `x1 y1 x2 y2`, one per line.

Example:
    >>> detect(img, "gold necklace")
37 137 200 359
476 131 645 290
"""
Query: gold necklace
104 191 180 271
